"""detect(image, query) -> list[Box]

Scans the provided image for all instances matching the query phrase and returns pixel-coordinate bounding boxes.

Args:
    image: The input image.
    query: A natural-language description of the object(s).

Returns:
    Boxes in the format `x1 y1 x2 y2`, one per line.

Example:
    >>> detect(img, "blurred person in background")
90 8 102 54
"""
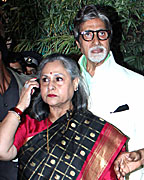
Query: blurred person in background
7 51 42 75
21 51 42 75
7 51 27 74
0 35 34 180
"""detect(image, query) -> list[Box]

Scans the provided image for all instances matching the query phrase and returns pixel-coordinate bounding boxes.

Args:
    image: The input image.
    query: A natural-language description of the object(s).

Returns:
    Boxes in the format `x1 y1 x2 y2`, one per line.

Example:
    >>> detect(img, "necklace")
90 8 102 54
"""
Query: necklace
65 110 73 132
46 110 73 153
47 118 49 153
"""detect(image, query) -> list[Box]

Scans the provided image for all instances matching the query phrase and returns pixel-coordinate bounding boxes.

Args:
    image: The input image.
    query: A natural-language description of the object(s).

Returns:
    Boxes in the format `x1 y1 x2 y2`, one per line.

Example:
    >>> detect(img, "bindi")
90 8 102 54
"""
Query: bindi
50 72 53 74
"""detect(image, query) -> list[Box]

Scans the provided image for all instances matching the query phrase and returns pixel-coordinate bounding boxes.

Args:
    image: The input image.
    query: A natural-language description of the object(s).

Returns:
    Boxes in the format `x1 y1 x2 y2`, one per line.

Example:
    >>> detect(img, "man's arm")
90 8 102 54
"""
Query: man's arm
114 149 144 180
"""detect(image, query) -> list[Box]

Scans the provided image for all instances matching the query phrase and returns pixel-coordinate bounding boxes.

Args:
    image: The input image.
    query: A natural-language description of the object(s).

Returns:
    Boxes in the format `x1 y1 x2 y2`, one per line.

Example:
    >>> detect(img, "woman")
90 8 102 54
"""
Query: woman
0 54 127 179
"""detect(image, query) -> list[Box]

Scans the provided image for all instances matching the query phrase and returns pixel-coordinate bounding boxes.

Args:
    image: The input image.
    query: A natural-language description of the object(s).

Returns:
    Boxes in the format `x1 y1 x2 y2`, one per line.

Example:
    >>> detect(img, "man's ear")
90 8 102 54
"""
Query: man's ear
76 41 81 49
73 77 79 91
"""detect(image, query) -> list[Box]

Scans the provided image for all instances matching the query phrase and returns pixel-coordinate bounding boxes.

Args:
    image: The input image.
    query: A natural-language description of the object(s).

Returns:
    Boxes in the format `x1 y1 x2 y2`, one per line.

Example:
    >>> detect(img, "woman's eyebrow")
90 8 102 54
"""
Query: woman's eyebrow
41 73 64 77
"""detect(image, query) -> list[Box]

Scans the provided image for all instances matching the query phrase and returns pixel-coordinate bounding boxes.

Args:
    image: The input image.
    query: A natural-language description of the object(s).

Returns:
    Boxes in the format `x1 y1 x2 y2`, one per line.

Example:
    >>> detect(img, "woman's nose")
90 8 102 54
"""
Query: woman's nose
48 80 55 90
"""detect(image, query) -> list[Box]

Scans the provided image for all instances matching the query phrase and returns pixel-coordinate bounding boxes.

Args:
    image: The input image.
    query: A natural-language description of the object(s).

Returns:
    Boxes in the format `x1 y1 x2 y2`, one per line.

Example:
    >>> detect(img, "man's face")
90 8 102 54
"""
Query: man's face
9 62 23 74
76 18 110 64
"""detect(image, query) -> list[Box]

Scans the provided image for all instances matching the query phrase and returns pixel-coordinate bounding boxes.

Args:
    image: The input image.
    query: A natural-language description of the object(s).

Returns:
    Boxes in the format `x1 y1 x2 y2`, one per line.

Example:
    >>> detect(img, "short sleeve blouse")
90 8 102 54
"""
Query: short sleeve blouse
13 114 52 152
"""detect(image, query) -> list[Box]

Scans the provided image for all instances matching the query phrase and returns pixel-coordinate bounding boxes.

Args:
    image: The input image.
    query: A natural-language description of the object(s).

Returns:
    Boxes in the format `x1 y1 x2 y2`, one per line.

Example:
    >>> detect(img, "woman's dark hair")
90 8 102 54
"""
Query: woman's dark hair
31 53 89 121
73 4 112 42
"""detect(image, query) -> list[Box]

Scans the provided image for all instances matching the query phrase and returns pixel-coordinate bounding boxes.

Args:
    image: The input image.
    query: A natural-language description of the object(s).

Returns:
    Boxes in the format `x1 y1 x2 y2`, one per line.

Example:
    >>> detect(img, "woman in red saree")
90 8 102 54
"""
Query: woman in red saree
0 54 127 179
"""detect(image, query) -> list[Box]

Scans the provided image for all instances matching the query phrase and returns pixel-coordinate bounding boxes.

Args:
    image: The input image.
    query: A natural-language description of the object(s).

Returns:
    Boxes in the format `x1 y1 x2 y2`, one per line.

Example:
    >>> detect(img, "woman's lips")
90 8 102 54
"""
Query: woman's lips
48 94 57 97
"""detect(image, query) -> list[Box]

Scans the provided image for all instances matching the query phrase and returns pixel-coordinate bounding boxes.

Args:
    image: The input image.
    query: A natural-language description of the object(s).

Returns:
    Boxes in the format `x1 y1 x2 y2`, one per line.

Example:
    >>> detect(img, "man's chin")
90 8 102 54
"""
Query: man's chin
89 55 105 63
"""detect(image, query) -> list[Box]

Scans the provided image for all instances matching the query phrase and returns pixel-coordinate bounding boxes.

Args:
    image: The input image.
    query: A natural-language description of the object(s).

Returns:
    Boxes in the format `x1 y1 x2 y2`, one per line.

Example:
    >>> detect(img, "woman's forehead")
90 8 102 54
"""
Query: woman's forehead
43 60 64 70
41 60 69 76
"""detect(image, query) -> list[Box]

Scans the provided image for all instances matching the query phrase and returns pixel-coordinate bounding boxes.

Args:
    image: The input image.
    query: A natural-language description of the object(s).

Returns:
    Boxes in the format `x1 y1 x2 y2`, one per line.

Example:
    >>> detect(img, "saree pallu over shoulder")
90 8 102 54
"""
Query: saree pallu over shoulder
77 122 127 180
18 110 127 180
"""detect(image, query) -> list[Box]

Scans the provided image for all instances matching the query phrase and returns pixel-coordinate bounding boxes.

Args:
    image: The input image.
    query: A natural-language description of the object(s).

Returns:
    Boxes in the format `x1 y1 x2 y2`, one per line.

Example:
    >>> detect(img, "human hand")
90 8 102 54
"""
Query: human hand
16 78 39 112
114 151 143 180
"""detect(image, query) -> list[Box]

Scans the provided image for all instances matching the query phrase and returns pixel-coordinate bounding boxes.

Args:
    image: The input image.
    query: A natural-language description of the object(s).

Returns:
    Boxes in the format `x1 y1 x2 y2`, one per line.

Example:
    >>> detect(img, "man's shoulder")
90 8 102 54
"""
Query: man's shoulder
107 53 143 80
117 64 144 80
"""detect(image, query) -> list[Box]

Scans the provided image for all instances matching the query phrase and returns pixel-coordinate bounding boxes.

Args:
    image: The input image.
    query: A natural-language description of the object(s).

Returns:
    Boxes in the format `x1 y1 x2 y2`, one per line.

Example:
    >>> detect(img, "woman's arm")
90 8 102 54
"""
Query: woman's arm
0 111 20 160
0 78 39 160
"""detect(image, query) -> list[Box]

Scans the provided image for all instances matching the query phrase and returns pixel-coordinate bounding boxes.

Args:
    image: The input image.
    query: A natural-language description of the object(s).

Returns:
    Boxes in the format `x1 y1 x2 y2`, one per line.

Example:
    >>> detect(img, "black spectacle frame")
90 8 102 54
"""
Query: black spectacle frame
79 29 111 41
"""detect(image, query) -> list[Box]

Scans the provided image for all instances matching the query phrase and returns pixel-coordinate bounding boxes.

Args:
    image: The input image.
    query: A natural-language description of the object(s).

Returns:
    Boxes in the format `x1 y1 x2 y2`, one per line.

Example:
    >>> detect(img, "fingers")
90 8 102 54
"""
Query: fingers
24 78 39 90
114 152 132 179
24 78 39 94
129 151 141 162
114 158 126 179
24 81 29 89
114 150 144 180
17 78 39 111
118 177 125 180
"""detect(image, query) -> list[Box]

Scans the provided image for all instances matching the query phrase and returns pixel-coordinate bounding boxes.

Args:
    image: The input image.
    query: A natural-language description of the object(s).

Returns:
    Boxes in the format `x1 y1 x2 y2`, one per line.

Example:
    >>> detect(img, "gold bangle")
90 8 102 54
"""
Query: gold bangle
8 111 21 122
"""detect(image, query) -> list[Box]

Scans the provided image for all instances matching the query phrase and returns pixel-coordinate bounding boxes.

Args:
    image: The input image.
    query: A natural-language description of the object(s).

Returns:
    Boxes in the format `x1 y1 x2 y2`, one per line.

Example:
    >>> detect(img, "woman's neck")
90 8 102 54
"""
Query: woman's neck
49 103 73 123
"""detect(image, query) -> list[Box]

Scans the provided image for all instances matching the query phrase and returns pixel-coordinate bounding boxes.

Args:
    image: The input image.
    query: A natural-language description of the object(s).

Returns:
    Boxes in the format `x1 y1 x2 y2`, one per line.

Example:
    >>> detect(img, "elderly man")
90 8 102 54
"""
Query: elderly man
73 4 144 180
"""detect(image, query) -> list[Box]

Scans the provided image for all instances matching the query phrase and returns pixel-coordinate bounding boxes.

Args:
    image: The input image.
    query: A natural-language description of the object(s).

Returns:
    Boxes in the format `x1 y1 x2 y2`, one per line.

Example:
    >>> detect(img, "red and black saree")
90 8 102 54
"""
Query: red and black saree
17 110 127 180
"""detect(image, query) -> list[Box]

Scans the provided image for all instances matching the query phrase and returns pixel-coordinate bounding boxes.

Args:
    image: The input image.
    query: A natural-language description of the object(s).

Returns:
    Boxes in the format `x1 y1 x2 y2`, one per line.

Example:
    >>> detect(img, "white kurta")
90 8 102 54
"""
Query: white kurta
79 51 144 180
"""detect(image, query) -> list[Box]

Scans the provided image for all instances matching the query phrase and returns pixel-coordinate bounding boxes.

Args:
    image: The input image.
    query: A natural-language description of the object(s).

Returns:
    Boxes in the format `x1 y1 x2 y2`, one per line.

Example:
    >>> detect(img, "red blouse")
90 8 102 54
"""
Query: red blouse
13 114 52 152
